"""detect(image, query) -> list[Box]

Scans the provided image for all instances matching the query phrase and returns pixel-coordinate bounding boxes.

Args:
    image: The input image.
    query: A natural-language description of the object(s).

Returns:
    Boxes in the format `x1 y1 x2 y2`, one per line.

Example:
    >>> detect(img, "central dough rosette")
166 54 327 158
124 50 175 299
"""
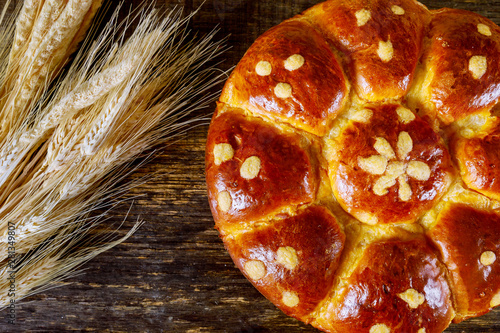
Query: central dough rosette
325 103 453 225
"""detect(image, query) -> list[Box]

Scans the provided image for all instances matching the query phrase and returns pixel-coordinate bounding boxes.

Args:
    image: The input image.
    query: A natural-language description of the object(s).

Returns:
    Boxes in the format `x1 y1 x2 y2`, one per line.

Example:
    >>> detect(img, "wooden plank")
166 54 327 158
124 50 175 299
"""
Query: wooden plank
0 0 499 332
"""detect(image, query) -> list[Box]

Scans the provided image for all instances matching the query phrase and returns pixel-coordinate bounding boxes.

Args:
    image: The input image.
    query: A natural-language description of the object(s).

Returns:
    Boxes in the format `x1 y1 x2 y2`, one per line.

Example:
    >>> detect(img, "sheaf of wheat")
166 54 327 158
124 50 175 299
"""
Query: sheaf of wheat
0 0 225 307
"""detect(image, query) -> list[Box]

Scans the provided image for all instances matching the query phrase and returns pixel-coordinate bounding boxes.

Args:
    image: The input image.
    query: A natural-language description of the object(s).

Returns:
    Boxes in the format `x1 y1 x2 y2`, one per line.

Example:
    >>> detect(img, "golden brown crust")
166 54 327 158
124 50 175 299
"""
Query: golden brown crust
422 9 500 124
329 104 453 225
304 0 429 101
206 105 318 233
225 206 345 320
452 121 500 201
205 0 500 331
314 238 453 333
220 19 349 136
427 203 500 322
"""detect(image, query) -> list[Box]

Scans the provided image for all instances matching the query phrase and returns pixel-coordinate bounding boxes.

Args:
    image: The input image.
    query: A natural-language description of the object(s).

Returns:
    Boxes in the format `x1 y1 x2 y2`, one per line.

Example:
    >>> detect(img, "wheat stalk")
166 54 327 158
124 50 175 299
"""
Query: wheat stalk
0 1 226 307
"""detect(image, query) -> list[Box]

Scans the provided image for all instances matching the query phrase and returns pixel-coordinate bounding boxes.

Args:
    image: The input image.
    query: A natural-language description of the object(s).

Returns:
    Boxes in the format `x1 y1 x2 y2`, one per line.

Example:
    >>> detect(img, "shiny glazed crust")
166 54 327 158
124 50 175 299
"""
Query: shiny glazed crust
205 0 500 332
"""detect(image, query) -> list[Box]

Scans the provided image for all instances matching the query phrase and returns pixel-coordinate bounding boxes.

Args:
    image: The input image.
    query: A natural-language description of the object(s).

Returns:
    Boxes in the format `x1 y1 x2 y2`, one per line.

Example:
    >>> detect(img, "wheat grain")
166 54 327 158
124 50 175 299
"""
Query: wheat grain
18 256 59 287
37 0 94 75
16 57 136 149
59 143 136 200
44 116 83 173
0 138 24 184
0 0 19 81
78 28 173 155
28 0 93 71
0 212 45 246
0 209 76 258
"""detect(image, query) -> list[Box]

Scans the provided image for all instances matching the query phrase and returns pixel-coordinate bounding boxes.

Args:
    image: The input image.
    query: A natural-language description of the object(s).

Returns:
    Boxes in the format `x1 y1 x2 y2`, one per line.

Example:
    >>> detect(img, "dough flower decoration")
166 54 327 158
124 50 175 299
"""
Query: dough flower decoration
358 128 431 202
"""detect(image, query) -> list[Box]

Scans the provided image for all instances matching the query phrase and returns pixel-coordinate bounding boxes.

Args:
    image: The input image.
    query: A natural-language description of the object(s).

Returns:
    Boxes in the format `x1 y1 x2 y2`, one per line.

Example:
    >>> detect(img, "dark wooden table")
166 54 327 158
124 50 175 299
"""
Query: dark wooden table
1 0 500 332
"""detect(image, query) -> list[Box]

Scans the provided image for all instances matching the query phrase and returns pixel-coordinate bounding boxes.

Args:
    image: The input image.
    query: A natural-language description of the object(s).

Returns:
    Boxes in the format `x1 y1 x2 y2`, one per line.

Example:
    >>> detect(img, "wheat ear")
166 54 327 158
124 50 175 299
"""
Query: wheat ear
0 214 140 306
25 0 67 60
8 0 40 64
60 0 105 72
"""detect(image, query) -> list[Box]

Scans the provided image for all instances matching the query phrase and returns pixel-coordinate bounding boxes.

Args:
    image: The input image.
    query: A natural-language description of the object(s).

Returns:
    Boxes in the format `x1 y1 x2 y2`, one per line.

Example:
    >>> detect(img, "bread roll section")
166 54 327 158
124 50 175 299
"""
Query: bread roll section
220 20 349 136
304 0 428 101
225 206 345 321
314 238 454 333
206 106 318 235
453 120 500 201
325 103 452 225
410 9 500 125
428 203 500 322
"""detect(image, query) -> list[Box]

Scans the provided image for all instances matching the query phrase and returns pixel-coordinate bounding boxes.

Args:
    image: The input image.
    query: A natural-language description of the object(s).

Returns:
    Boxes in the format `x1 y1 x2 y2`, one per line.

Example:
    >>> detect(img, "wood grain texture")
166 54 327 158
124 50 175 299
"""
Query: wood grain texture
0 0 499 332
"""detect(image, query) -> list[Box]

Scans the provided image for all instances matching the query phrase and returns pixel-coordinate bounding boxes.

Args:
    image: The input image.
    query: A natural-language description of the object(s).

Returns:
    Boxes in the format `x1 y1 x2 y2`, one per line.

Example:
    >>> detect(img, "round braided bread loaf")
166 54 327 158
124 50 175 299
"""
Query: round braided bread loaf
205 0 500 332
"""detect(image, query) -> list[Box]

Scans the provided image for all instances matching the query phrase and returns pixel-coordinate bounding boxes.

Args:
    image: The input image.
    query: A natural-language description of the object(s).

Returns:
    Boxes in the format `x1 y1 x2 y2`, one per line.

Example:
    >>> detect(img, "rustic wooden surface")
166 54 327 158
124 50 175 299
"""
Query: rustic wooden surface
1 0 500 332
